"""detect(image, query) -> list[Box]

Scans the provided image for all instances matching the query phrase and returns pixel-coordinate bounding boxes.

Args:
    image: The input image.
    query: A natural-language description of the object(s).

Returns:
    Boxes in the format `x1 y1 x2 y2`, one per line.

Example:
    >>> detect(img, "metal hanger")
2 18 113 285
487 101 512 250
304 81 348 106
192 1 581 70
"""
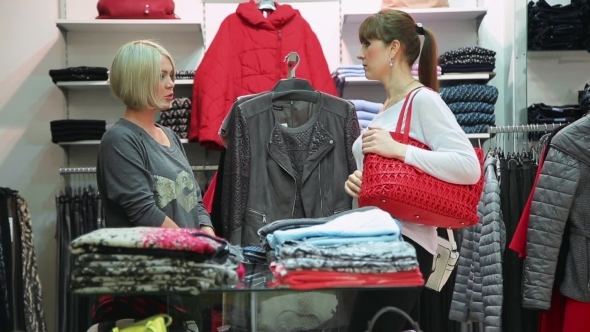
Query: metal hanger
258 0 276 11
271 52 319 103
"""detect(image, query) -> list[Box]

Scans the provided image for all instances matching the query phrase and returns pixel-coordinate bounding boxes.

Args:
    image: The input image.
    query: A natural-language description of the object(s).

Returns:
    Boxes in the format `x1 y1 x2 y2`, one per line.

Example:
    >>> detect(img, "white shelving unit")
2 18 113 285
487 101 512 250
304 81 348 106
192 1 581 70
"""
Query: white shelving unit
343 7 487 24
55 19 202 33
59 139 190 146
343 72 495 85
55 16 205 167
56 79 194 91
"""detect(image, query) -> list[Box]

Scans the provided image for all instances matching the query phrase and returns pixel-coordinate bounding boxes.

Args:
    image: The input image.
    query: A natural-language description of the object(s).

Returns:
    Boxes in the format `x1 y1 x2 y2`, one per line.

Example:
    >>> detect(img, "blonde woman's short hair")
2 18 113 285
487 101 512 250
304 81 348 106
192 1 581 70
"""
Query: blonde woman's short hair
110 40 176 110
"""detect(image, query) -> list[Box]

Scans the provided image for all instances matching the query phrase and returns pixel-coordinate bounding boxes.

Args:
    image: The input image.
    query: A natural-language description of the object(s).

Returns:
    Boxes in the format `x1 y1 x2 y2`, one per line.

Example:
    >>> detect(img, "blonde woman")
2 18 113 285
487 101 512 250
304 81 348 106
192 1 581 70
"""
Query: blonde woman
93 40 211 330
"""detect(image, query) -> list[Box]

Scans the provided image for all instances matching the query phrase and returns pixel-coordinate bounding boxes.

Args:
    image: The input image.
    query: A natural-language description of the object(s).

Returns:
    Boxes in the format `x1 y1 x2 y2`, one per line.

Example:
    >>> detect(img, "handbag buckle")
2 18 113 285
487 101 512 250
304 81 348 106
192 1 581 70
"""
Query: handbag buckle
144 4 149 15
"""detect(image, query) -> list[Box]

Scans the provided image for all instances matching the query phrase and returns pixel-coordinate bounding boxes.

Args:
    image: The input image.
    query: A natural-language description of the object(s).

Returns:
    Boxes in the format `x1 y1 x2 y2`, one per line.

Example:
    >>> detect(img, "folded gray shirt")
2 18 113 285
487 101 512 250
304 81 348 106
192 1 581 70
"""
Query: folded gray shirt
97 118 212 229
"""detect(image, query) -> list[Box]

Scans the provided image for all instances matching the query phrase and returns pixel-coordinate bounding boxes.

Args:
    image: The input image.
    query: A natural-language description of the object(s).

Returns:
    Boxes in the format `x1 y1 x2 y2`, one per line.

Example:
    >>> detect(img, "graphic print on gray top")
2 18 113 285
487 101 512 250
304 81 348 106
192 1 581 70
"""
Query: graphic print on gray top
97 118 212 229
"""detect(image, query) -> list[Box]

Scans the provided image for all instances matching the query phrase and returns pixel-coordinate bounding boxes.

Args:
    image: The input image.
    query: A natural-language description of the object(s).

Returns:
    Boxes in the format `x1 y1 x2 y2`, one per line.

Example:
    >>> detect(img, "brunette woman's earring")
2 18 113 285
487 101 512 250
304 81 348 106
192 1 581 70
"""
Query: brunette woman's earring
389 58 393 67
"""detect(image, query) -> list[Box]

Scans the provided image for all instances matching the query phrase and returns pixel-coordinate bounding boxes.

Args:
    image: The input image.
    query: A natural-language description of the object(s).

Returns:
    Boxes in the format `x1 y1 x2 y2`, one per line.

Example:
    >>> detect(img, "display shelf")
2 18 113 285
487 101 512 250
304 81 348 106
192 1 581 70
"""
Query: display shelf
343 72 495 85
56 79 193 91
465 133 490 139
55 19 202 33
343 7 487 24
59 139 190 146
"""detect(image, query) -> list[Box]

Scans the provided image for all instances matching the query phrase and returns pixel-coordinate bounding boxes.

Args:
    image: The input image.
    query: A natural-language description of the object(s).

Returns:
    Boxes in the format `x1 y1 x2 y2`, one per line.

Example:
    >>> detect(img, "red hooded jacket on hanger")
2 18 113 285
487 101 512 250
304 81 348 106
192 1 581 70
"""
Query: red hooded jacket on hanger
190 0 337 149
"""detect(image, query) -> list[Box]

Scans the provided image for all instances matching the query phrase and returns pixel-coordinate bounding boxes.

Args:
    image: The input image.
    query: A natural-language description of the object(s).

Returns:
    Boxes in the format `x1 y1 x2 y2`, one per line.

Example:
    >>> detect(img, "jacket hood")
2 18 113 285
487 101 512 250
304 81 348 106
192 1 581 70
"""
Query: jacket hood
551 115 590 166
236 0 298 30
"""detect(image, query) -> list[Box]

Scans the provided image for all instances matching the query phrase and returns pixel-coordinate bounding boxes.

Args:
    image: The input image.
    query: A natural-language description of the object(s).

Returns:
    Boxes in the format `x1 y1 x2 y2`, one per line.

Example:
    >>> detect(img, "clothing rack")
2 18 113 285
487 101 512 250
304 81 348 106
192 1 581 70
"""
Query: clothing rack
285 52 300 79
59 165 218 174
488 123 568 134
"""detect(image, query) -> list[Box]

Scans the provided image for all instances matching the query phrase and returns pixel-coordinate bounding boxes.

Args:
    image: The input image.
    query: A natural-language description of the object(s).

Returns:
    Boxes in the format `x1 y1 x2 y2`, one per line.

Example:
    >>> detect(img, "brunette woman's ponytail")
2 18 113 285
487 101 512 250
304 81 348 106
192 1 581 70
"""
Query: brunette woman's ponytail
418 27 440 92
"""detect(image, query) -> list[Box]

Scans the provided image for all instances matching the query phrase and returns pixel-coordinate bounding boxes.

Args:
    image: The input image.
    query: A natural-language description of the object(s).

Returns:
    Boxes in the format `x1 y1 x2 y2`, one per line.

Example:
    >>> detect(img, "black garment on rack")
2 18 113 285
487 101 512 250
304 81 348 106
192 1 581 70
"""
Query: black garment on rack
55 187 103 332
0 188 26 332
0 190 11 331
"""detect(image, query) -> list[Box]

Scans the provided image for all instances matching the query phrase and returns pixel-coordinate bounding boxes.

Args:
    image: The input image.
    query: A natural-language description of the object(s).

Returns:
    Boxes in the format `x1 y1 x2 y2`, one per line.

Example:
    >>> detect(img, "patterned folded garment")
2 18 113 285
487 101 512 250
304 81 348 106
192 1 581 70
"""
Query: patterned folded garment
276 241 419 273
461 124 490 134
438 47 496 65
71 263 237 287
454 113 495 126
447 102 495 115
440 84 499 104
70 227 228 256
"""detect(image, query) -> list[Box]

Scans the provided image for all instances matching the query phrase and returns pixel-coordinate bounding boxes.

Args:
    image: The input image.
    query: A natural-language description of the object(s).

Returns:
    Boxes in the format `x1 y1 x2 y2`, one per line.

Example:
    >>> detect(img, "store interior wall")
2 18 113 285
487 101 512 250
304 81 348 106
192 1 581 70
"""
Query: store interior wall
0 1 518 332
0 1 64 331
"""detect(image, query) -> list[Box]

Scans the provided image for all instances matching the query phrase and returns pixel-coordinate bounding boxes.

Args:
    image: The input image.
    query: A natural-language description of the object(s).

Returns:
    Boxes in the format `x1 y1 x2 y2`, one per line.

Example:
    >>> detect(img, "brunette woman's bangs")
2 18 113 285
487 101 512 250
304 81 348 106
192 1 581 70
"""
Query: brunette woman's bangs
358 14 384 44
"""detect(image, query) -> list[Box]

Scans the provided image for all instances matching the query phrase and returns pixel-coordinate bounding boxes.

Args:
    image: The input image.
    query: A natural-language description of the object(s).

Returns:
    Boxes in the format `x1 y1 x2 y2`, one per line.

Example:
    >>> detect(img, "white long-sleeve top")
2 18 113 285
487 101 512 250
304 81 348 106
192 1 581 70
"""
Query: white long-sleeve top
352 87 481 254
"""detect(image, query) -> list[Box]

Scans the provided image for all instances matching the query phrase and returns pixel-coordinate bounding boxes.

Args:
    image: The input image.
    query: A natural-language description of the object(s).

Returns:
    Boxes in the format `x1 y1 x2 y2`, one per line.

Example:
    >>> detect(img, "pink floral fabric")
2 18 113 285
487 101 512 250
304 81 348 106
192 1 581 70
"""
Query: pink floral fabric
70 227 226 255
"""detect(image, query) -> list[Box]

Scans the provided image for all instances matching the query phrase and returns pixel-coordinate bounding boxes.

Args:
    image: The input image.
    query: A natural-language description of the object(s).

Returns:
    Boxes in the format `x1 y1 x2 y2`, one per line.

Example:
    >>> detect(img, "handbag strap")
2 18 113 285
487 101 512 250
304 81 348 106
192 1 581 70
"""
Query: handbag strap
394 87 425 144
447 229 457 251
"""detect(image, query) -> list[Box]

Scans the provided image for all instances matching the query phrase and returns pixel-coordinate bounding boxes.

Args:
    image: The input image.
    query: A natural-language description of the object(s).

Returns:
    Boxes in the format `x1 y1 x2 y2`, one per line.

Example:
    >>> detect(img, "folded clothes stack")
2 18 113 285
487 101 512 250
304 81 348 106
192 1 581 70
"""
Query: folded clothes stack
440 84 499 134
158 98 191 139
527 102 585 140
69 227 244 296
411 63 442 76
349 99 381 130
332 64 441 96
331 65 366 95
49 66 109 83
438 47 496 74
50 119 107 143
260 207 424 290
528 0 588 51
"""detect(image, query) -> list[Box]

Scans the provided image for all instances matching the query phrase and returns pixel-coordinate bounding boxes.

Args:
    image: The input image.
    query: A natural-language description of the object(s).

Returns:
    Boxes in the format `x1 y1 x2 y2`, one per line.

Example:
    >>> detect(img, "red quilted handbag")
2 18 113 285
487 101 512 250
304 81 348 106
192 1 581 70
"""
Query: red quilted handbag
358 88 484 229
96 0 178 19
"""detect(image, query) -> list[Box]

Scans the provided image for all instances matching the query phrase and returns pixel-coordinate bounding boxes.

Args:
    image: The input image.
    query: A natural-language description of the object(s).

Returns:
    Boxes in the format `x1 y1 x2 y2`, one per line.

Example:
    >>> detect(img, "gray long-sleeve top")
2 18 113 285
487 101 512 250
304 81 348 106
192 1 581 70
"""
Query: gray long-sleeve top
449 156 506 331
97 118 212 229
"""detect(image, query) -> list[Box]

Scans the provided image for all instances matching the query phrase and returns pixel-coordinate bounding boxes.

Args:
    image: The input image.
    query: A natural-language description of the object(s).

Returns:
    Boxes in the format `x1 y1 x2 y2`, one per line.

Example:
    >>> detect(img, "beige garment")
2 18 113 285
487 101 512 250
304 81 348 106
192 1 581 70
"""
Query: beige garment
381 0 449 9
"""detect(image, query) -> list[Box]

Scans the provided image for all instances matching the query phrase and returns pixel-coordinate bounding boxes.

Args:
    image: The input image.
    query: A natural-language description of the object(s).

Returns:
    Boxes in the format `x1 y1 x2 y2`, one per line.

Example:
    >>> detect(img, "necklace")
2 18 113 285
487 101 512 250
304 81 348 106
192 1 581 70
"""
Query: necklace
381 79 418 112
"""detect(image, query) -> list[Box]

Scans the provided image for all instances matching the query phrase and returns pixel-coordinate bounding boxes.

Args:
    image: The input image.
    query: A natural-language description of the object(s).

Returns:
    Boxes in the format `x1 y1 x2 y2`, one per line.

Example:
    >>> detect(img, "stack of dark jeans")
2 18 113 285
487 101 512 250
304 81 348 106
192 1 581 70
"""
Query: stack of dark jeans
528 0 590 51
527 103 585 139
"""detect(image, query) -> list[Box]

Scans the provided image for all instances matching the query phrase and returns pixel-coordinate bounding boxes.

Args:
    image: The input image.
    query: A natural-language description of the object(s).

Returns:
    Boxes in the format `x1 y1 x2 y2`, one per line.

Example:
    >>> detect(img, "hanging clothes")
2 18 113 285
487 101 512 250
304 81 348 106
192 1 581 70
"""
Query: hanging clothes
490 147 537 332
521 115 590 318
0 188 47 332
449 155 506 331
190 0 337 149
55 186 103 332
220 90 360 246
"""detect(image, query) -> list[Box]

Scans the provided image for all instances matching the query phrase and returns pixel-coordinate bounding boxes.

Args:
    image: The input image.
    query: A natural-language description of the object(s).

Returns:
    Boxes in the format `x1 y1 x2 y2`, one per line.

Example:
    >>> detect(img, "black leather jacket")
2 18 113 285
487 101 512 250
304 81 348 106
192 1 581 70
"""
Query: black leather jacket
220 91 360 246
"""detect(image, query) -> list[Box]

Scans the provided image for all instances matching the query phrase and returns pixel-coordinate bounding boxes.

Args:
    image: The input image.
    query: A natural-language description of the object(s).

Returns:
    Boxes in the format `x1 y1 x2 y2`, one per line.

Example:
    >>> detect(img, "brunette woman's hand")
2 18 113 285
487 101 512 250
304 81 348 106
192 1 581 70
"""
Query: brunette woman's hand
362 126 408 161
345 170 363 198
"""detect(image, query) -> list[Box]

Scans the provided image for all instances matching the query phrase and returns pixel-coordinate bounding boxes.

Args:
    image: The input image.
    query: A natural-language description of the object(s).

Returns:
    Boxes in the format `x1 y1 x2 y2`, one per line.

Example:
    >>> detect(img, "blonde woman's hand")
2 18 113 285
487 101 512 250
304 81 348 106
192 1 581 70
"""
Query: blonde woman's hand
362 126 407 161
200 225 216 236
345 170 363 198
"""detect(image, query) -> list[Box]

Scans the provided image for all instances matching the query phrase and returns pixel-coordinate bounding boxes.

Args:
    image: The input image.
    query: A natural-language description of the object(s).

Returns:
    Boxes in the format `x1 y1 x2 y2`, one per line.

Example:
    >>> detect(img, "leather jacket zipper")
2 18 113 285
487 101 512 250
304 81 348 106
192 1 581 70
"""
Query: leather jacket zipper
268 146 296 218
319 162 323 214
249 209 267 224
